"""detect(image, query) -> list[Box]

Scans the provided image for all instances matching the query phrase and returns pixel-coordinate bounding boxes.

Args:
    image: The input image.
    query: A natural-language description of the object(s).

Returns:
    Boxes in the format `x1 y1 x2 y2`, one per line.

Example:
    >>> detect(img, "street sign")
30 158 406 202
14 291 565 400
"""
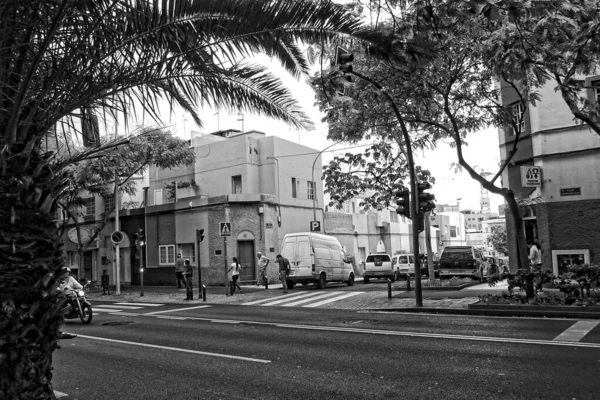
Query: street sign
520 166 542 187
219 222 231 236
110 230 124 244
310 221 321 232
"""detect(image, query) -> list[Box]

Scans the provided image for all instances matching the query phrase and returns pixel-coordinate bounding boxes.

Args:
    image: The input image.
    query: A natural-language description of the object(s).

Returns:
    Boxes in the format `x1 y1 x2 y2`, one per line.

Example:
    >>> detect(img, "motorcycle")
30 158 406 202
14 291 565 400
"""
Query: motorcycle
63 280 93 324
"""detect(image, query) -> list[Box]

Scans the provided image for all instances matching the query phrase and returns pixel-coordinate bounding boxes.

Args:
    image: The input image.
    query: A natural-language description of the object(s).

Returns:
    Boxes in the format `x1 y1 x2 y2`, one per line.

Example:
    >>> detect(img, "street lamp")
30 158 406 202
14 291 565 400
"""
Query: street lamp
266 157 282 227
142 186 149 297
312 143 339 223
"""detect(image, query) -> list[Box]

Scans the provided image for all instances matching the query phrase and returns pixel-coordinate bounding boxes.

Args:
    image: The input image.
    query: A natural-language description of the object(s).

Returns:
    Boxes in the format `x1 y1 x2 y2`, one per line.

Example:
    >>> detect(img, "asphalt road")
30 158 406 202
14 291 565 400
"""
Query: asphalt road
51 302 600 400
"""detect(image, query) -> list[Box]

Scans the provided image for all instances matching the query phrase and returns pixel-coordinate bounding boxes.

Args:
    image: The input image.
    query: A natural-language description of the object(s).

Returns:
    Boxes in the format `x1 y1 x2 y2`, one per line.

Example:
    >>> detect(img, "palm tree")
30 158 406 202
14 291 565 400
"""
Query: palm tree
0 0 386 396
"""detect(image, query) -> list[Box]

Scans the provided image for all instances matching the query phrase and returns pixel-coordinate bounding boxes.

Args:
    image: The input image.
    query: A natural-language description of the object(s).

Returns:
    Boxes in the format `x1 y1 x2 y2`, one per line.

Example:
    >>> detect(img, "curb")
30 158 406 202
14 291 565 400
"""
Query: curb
369 307 600 319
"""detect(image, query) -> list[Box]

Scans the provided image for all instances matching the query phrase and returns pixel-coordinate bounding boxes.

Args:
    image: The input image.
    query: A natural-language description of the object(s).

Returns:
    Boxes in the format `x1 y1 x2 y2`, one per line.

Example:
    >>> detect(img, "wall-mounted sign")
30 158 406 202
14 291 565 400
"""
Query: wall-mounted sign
219 222 231 236
310 221 321 232
67 227 94 244
560 187 581 196
521 166 542 187
266 222 273 229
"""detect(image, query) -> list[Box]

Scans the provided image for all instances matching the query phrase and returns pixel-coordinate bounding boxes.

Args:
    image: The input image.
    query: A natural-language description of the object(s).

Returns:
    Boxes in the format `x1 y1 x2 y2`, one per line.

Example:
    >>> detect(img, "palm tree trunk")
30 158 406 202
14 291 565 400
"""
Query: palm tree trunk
0 144 66 398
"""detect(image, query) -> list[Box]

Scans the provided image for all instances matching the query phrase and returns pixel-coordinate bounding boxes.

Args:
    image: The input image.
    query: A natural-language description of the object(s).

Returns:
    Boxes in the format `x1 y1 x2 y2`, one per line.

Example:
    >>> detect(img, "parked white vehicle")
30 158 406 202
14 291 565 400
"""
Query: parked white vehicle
363 253 396 283
281 232 355 289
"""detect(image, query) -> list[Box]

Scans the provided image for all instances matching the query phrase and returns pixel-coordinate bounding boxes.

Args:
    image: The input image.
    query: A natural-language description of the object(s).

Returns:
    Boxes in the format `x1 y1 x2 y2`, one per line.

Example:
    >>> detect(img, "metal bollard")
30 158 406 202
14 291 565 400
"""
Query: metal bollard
387 279 392 298
265 276 268 290
406 274 411 291
202 285 206 302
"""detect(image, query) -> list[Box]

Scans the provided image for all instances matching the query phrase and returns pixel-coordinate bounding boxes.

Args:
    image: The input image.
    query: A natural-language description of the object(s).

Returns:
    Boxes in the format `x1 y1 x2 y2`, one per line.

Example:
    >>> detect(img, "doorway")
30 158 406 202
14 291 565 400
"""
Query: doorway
84 251 93 281
237 241 255 281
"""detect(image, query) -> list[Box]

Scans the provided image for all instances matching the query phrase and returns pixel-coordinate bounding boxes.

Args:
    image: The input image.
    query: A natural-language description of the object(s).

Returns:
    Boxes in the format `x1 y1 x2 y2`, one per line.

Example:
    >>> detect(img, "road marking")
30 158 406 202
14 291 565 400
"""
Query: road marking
94 304 143 310
94 308 124 313
53 390 68 398
114 302 164 307
156 316 188 320
303 292 363 307
75 334 271 363
553 320 600 342
242 291 318 305
144 305 211 315
272 292 340 306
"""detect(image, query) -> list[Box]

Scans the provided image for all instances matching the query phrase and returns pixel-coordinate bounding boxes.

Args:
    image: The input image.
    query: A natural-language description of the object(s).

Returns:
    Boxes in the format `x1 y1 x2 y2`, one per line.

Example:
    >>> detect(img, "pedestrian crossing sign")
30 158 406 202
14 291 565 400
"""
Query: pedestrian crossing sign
220 222 232 236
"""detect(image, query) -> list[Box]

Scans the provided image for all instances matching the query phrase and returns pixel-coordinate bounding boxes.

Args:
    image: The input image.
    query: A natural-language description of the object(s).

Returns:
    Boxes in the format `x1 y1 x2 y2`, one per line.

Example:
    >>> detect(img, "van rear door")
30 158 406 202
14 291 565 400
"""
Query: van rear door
282 235 312 279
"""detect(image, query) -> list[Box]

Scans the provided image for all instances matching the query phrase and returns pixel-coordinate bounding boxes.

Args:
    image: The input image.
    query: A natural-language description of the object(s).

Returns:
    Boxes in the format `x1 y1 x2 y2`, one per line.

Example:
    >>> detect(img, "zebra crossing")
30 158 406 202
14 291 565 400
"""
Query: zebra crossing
93 302 165 315
242 290 364 308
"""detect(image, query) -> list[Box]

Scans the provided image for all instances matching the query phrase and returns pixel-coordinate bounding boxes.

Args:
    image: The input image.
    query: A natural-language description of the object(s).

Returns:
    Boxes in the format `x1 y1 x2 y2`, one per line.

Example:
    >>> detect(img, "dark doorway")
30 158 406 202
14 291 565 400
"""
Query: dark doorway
84 251 93 281
238 241 255 281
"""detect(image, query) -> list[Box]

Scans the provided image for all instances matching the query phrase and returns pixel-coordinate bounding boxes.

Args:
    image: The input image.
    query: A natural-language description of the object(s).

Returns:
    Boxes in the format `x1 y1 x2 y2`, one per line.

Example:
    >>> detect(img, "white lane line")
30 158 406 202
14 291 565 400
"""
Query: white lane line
94 308 123 313
114 302 164 307
156 316 188 320
304 292 363 308
145 305 211 315
271 323 600 349
94 305 143 310
242 291 319 305
553 320 600 342
75 334 271 363
281 292 344 307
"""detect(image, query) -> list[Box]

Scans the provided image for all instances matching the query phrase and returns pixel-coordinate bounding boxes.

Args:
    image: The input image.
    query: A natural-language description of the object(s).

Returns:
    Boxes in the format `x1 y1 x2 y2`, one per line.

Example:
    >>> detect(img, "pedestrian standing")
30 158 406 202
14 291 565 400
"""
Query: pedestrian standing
175 253 186 288
184 259 194 300
256 252 270 286
275 254 290 293
231 257 242 293
527 240 542 267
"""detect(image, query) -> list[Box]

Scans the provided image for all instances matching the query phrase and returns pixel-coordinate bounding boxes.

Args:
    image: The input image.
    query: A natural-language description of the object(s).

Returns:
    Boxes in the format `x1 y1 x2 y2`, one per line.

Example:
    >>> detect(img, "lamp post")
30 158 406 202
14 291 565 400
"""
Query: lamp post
141 186 149 296
312 143 339 224
266 157 281 227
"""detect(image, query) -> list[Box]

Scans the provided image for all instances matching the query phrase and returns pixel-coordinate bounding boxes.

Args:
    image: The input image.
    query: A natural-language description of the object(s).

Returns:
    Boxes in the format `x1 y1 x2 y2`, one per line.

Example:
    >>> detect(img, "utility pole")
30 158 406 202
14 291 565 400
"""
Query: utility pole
114 119 121 295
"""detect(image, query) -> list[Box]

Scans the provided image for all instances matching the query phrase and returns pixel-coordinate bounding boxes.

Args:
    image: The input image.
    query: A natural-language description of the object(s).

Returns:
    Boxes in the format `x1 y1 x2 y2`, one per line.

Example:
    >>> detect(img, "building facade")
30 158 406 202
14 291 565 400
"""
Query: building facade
499 76 600 274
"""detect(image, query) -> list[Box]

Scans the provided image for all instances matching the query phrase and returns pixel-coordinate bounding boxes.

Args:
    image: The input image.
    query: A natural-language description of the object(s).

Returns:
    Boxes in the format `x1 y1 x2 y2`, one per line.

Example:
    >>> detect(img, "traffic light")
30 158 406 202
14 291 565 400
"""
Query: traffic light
395 189 410 218
417 182 436 215
196 228 205 243
137 228 145 246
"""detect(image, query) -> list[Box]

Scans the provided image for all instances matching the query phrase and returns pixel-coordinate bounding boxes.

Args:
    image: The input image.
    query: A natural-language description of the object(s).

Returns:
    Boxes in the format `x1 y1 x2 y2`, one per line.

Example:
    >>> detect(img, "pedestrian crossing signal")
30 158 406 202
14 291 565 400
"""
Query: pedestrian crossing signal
220 222 231 236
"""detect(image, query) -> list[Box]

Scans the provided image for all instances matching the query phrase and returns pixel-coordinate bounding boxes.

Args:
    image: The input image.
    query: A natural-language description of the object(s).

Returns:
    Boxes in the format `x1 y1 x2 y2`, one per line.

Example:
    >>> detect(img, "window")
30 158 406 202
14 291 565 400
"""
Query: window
154 189 163 206
307 181 315 200
292 178 297 198
104 194 114 213
84 198 95 216
179 243 196 263
232 175 242 194
450 226 457 238
509 101 525 136
159 245 176 265
552 249 589 276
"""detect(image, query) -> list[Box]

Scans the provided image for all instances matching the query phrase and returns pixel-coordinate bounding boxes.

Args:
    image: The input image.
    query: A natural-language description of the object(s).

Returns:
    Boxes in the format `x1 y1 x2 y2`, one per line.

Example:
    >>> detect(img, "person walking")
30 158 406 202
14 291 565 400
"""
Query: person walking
256 252 270 286
175 253 186 288
231 257 242 293
184 259 194 300
275 254 290 293
527 240 542 267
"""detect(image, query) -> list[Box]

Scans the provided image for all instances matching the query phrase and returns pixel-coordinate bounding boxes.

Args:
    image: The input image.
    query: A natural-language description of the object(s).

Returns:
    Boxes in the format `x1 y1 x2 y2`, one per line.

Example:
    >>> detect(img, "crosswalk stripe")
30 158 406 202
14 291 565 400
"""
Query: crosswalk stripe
260 292 336 306
114 302 164 307
553 320 599 342
94 305 142 310
242 291 318 305
281 292 344 307
303 292 363 308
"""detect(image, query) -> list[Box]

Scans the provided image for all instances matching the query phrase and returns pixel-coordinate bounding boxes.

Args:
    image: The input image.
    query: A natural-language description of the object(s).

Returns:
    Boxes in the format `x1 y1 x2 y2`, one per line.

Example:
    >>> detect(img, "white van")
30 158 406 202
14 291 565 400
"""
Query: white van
281 232 355 289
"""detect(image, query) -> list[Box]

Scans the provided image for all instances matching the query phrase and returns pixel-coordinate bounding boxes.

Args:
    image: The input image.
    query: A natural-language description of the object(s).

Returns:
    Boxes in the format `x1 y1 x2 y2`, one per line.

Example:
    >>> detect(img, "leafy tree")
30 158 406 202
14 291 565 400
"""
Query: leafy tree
0 0 387 396
488 225 508 256
57 127 195 267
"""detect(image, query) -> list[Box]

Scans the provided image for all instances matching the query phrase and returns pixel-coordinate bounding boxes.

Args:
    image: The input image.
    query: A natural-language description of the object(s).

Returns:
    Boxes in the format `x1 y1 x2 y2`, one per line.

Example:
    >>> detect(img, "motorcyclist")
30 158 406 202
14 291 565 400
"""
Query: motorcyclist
58 267 82 340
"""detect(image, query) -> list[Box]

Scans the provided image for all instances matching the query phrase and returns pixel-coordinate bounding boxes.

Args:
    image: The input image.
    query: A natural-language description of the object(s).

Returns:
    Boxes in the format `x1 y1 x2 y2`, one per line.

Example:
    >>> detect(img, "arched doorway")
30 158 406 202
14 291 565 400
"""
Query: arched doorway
236 231 256 281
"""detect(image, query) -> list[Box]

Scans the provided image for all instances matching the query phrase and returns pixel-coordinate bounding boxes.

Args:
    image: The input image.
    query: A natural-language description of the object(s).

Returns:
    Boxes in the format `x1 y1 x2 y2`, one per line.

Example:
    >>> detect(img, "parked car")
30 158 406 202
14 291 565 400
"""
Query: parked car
393 254 439 278
281 232 355 289
438 246 489 280
363 253 396 283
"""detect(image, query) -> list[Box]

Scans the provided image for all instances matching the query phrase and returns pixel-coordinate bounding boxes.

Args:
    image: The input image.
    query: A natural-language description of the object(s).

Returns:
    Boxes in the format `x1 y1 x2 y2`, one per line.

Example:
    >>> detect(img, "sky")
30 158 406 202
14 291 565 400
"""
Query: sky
157 52 506 215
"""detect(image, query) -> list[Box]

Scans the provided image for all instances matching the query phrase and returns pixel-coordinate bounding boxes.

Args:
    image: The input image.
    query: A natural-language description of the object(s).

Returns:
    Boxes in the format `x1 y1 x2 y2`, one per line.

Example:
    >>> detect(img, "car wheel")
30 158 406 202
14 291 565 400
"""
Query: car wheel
317 273 326 289
364 277 370 284
347 274 355 286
